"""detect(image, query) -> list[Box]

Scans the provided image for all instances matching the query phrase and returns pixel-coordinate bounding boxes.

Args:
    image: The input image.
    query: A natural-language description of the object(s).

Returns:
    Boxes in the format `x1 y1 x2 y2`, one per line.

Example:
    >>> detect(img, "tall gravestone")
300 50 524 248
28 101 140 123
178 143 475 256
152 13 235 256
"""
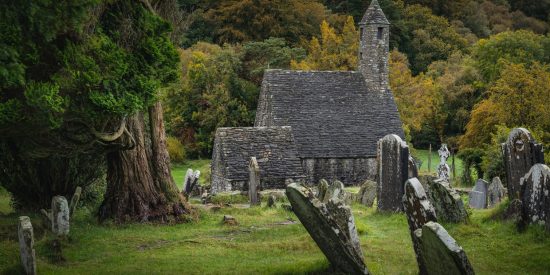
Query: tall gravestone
377 134 409 211
249 157 261 206
437 144 451 182
487 177 506 208
52 196 70 237
18 216 36 275
519 164 550 230
414 222 475 275
502 128 545 199
402 178 437 274
469 179 488 209
183 169 201 196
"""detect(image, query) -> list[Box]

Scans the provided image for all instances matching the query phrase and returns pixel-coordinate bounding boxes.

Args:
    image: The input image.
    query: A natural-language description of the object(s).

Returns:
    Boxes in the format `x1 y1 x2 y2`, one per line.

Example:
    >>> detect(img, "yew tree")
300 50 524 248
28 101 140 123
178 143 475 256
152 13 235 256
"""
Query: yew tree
0 0 189 222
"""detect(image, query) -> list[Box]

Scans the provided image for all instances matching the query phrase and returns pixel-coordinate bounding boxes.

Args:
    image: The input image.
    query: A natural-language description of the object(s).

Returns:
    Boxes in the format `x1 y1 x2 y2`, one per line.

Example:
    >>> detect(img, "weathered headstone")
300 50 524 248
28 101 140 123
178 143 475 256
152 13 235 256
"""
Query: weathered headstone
502 128 545 199
69 186 82 217
267 195 276 208
357 180 377 207
414 221 475 275
437 144 451 182
402 178 437 274
377 134 409 212
323 180 345 203
468 179 488 209
425 178 468 223
487 177 506 208
183 169 201 196
317 179 329 201
409 156 419 178
249 157 261 206
52 196 70 237
519 164 550 230
286 183 369 274
18 216 36 275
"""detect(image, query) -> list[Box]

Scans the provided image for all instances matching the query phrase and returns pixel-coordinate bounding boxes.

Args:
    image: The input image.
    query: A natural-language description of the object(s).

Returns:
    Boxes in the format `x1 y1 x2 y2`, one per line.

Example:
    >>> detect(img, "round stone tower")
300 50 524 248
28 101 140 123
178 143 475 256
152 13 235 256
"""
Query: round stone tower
358 0 390 91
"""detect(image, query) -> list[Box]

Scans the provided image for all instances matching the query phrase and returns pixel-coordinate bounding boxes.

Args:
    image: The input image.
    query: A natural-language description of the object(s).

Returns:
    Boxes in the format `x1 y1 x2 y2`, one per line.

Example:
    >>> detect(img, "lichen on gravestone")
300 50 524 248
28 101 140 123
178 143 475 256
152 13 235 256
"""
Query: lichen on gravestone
377 134 410 212
52 196 70 237
357 180 377 207
519 164 550 230
487 177 506 208
18 216 37 275
468 179 488 209
414 222 475 275
286 183 369 274
425 178 468 223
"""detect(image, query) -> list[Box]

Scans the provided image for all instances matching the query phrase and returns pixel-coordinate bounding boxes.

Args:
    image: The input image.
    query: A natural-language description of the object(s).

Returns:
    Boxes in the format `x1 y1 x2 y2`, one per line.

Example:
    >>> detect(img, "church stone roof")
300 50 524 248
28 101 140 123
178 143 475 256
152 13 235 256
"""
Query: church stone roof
360 0 390 25
213 127 304 181
255 70 404 159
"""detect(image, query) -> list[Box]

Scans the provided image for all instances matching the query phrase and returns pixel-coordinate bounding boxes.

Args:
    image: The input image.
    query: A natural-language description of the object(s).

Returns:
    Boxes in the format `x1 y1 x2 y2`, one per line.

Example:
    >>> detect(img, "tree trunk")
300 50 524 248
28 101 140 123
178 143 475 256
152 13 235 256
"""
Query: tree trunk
99 105 189 223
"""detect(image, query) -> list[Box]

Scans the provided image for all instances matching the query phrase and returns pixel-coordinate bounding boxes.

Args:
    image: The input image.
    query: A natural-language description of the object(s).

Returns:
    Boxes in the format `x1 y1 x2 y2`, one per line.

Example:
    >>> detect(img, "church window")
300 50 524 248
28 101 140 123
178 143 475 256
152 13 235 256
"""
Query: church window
377 27 384 40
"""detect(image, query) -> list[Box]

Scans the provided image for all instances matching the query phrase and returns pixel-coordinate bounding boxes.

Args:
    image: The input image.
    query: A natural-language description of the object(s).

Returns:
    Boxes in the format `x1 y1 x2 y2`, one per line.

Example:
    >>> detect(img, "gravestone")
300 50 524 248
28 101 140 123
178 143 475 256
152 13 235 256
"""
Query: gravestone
468 179 488 209
425 178 468 223
183 169 201 196
437 144 451 182
69 186 81 217
18 216 36 275
414 222 475 275
487 177 506 208
286 183 369 274
323 180 345 203
502 128 545 199
377 134 409 212
519 164 550 230
409 156 419 178
357 180 377 207
249 157 261 206
52 196 70 237
402 178 437 274
318 179 329 201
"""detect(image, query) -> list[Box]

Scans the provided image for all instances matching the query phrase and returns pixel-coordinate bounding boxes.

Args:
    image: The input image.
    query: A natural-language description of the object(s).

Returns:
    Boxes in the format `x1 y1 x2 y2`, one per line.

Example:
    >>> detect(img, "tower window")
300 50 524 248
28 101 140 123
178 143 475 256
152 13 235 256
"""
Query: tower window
377 27 384 40
360 27 364 40
360 52 363 60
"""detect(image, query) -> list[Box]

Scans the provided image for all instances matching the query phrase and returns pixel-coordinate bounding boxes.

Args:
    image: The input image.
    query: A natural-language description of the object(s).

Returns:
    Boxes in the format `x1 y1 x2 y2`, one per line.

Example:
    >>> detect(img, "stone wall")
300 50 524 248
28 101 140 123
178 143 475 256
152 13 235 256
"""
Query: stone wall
302 158 377 186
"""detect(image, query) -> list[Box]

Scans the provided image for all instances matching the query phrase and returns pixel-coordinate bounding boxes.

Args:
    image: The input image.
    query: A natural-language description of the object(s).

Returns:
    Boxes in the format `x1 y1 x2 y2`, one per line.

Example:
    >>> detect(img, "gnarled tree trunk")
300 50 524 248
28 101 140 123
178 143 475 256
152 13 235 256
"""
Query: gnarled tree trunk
99 103 189 222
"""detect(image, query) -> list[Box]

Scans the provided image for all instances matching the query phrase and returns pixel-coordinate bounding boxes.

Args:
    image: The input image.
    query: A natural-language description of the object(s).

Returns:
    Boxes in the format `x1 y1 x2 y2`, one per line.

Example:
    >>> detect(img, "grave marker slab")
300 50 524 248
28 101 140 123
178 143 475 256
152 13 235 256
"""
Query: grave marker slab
520 164 550 229
52 196 69 237
377 134 409 211
18 216 36 275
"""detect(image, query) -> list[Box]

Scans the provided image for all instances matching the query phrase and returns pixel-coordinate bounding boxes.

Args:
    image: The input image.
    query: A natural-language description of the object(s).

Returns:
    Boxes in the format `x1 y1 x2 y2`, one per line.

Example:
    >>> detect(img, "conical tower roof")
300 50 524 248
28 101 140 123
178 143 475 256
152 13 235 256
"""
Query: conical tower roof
360 0 390 25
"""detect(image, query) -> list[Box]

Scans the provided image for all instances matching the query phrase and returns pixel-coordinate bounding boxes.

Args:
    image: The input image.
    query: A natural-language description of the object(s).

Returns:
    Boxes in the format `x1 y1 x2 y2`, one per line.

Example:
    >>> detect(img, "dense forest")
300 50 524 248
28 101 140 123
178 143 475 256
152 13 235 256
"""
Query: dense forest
162 0 550 181
0 0 549 212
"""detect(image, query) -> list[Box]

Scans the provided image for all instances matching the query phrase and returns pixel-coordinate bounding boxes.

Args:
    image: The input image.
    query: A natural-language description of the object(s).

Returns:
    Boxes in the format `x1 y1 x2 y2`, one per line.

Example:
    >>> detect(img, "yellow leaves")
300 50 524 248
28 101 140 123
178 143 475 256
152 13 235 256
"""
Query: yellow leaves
389 50 440 132
461 62 550 149
290 17 358 71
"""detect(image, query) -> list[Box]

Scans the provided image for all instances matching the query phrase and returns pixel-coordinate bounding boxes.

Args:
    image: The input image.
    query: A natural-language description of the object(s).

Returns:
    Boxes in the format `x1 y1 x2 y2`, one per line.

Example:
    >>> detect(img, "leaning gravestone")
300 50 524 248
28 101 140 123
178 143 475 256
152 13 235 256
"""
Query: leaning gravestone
425 178 468 223
323 180 345 203
249 157 261 206
502 128 545 199
402 178 437 274
52 196 70 237
519 164 550 230
357 180 377 207
437 144 451 182
468 179 488 209
317 179 329 201
414 222 475 275
487 177 506 208
18 216 36 275
286 183 369 274
377 134 410 212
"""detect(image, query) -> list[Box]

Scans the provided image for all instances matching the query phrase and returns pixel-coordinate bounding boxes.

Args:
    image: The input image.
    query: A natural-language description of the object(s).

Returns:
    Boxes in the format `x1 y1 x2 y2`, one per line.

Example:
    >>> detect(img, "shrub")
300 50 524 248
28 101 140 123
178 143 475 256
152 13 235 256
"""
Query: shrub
167 136 186 163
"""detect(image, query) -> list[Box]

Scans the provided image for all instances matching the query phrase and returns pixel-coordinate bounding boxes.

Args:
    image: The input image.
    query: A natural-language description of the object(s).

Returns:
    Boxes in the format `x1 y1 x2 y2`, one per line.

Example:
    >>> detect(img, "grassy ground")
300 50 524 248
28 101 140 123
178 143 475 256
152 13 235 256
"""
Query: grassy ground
1 187 550 274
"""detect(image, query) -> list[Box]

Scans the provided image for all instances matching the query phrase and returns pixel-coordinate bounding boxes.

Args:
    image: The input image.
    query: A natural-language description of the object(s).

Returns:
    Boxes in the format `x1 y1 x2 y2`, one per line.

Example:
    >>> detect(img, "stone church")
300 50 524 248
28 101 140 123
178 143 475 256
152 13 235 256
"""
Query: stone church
211 0 403 193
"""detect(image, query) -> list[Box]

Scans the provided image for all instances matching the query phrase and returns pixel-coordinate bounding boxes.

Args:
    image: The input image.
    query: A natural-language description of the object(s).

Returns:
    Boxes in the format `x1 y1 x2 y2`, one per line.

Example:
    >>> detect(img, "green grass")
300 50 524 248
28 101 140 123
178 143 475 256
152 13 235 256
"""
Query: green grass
171 159 211 189
2 165 550 274
2 200 550 274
